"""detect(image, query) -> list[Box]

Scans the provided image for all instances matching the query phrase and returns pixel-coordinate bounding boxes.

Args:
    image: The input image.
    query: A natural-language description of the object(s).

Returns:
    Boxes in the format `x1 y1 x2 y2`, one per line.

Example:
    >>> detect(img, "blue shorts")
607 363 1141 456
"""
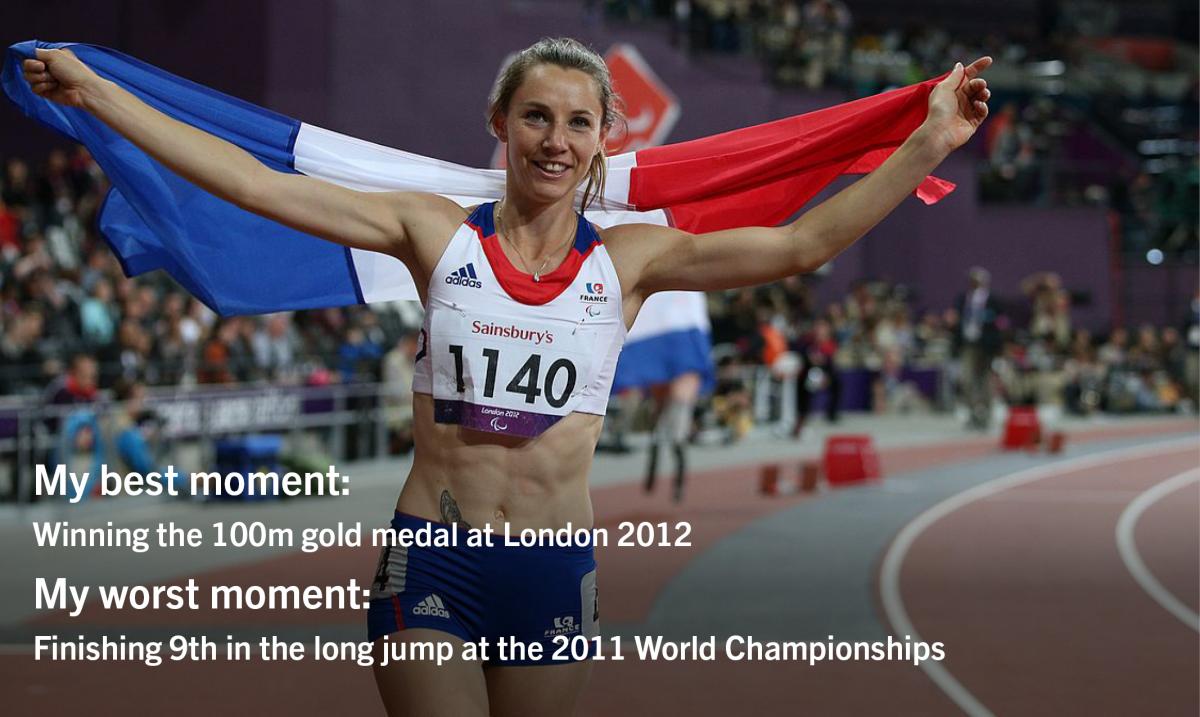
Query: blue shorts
367 512 598 666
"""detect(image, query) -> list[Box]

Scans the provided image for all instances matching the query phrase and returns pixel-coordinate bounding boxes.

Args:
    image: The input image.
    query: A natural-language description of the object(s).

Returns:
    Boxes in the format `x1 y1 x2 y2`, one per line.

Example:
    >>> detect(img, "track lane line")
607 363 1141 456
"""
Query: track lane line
1115 468 1200 631
878 437 1196 717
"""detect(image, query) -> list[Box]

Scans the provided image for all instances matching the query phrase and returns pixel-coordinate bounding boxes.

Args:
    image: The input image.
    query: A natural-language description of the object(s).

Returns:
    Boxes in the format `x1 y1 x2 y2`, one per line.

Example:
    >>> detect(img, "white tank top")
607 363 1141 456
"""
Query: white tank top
412 203 626 437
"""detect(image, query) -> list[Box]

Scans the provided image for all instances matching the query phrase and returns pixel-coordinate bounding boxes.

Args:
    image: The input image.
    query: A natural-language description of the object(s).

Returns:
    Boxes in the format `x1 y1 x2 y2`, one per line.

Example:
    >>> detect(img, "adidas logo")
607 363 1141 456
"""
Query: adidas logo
544 615 579 637
412 594 451 619
445 263 482 288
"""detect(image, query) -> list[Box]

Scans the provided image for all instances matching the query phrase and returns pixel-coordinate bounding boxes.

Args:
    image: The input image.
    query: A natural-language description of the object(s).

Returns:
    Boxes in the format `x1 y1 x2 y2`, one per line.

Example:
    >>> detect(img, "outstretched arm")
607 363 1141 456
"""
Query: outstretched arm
22 47 441 264
614 58 992 296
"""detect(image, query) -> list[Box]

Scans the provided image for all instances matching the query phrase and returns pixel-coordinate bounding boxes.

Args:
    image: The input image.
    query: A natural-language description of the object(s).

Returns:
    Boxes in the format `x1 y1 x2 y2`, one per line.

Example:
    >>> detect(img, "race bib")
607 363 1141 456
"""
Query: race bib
429 308 597 437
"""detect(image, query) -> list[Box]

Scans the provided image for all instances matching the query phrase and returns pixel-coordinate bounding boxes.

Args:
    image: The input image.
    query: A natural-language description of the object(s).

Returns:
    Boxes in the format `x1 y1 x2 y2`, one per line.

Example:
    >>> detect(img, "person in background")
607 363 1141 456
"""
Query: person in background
644 371 701 503
0 197 22 259
383 332 418 454
197 318 243 384
24 41 991 715
800 0 852 88
79 277 115 347
252 313 300 382
57 408 104 499
955 267 1002 429
874 347 926 414
105 378 179 490
711 354 753 442
338 324 384 383
45 352 98 412
1 307 51 395
340 324 384 459
793 316 839 438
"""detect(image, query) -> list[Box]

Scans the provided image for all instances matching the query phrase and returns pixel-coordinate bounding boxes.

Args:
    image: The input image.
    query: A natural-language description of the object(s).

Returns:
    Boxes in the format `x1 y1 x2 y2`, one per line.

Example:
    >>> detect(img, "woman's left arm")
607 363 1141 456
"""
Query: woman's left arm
615 58 992 297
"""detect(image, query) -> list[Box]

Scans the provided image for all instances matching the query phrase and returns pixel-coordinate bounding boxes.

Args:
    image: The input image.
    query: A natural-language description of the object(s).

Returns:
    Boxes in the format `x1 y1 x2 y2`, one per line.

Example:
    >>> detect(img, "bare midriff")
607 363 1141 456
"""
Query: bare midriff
394 392 602 531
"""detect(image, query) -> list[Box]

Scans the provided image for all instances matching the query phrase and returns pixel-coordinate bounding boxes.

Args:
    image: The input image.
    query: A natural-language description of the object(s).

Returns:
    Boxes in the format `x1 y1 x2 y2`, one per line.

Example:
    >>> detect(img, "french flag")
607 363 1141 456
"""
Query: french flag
3 40 953 385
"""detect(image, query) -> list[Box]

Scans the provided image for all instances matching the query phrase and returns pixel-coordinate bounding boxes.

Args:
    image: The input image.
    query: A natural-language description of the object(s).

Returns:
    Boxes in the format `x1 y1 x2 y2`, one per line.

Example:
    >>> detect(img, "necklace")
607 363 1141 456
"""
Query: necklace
495 200 574 283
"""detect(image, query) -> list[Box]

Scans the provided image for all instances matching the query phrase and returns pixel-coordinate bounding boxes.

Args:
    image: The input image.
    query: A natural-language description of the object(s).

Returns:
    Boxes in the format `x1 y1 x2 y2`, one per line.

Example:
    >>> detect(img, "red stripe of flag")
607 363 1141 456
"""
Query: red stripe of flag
628 76 954 234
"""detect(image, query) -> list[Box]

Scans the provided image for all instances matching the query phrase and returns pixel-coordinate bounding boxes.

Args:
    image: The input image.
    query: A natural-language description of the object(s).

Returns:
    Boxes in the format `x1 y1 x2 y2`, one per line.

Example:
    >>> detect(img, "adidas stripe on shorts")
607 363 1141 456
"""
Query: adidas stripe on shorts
367 512 598 666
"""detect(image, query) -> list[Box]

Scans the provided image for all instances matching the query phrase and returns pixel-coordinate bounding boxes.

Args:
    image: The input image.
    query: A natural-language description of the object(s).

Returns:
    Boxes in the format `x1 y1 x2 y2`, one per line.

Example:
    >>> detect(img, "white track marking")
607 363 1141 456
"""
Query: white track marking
1115 468 1200 631
879 437 1196 717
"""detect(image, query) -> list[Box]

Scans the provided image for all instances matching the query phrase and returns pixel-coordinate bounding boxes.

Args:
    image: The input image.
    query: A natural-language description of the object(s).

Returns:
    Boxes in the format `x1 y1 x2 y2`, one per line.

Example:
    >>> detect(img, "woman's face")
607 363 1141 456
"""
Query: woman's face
496 64 607 205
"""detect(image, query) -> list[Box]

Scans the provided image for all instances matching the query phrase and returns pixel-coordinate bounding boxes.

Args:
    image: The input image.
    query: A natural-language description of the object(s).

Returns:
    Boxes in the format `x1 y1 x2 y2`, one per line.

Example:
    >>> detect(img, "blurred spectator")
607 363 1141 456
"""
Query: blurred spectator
757 308 793 373
1159 327 1187 402
197 319 240 385
1032 288 1071 352
1063 328 1104 415
57 409 104 499
46 353 98 408
711 354 753 442
956 267 1003 428
915 310 954 367
10 236 53 286
338 325 384 384
874 347 927 414
1 307 53 394
0 198 20 258
800 0 852 88
382 332 418 454
79 278 116 347
114 319 154 384
340 322 384 460
28 269 79 347
42 353 99 441
1097 325 1128 369
155 313 192 386
252 313 300 381
3 157 34 208
793 317 840 436
827 301 853 345
994 338 1036 406
874 305 916 362
105 378 174 489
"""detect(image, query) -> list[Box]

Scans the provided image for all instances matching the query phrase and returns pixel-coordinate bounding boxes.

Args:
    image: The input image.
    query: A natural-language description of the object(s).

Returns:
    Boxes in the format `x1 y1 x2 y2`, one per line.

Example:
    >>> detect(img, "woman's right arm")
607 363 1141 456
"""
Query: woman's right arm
23 47 427 261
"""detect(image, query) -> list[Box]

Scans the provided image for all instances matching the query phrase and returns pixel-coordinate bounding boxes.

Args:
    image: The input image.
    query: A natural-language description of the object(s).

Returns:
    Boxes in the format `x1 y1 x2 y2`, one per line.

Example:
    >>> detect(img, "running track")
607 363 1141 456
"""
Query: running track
4 418 1196 715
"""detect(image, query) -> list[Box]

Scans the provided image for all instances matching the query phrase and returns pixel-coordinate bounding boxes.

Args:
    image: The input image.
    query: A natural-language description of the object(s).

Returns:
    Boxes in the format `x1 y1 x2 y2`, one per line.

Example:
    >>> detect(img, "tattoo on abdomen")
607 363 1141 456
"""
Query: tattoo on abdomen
439 490 471 528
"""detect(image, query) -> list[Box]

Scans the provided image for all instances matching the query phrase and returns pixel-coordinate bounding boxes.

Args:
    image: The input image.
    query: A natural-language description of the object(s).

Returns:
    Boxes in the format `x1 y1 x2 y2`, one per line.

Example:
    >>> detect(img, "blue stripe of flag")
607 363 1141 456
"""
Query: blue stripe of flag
2 40 363 315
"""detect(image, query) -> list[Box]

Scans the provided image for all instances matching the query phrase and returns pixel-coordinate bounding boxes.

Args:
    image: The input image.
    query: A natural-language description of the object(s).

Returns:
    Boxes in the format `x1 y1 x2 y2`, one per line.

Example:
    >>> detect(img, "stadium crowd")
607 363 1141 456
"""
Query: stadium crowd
2 146 1194 440
0 148 422 399
707 271 1198 427
597 0 1199 252
595 0 1046 88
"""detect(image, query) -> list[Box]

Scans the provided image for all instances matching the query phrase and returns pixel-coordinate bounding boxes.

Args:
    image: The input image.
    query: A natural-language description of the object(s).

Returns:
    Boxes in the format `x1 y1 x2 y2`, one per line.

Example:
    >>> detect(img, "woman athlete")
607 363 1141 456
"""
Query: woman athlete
23 38 991 716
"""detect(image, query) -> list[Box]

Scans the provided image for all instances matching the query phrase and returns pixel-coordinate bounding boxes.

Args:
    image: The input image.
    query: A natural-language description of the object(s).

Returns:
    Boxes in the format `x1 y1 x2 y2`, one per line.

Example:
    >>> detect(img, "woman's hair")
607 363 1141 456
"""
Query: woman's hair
486 37 625 212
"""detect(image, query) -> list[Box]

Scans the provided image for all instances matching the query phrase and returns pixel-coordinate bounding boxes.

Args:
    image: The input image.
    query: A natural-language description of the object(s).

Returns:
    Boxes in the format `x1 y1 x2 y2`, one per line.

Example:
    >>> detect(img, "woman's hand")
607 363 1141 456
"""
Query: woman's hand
22 44 434 263
921 57 992 155
22 47 102 108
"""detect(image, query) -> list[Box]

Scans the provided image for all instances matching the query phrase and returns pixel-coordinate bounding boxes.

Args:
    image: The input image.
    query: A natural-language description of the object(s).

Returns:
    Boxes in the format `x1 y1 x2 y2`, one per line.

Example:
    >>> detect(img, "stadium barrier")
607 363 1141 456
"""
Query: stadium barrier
0 381 403 503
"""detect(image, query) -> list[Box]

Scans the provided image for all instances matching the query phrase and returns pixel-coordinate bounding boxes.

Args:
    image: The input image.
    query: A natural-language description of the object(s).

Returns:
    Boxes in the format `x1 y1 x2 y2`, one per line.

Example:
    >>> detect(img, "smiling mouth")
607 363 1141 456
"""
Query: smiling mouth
532 160 572 178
